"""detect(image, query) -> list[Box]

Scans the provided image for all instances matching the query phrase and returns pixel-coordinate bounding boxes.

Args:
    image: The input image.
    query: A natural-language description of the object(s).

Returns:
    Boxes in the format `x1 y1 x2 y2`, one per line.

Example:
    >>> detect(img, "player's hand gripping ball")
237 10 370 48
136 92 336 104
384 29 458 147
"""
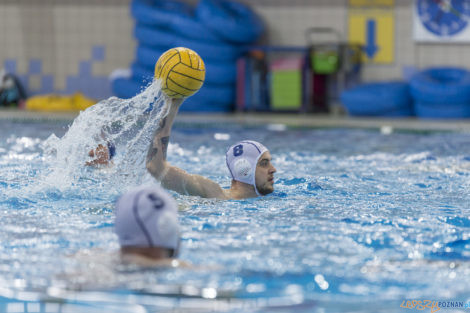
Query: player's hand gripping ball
154 47 205 98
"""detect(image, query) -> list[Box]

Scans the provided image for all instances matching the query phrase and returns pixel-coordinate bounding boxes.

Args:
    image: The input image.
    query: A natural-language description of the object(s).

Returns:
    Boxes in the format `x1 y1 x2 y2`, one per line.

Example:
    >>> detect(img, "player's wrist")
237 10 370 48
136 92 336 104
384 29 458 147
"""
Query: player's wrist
171 98 184 107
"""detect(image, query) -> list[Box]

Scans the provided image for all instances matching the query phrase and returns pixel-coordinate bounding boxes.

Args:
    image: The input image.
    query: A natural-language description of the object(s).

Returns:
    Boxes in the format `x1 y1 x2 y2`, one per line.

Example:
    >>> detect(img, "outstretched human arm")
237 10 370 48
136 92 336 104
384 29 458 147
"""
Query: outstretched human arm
146 98 227 199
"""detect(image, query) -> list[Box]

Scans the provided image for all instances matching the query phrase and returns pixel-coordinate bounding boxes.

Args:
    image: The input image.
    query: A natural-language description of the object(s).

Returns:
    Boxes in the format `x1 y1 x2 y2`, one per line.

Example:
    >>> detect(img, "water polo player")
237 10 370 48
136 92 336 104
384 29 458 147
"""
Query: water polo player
115 184 186 267
145 98 276 199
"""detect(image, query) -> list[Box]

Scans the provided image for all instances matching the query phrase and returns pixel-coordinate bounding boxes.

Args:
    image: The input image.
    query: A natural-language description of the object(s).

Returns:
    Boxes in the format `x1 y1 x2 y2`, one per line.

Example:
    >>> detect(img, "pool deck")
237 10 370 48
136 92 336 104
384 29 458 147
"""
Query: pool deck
1 109 470 132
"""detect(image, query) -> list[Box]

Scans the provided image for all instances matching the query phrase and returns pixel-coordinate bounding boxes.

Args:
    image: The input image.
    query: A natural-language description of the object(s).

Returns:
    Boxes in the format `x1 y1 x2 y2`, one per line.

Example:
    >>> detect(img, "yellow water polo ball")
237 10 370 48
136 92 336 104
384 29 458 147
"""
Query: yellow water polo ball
154 47 205 98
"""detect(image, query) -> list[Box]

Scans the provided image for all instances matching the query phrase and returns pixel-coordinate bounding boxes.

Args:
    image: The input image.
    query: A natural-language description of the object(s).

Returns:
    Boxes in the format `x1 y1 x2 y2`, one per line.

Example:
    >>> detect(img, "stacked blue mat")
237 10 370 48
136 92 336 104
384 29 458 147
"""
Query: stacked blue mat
112 0 264 112
409 67 470 118
340 81 413 117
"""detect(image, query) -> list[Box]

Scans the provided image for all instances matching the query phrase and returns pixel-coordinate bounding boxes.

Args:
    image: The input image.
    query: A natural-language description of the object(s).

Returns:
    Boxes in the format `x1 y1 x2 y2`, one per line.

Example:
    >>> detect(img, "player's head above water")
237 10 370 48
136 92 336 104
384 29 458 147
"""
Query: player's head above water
115 185 179 259
226 140 276 196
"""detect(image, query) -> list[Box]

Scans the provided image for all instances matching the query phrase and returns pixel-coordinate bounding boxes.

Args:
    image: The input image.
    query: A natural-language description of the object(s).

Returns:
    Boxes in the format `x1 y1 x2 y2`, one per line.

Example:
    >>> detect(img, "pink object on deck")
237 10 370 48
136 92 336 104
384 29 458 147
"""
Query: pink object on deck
271 57 304 71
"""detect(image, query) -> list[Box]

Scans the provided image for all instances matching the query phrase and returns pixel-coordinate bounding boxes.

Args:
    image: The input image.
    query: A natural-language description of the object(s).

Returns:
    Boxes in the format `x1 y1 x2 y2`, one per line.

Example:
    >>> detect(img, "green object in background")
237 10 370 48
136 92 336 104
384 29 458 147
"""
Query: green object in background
271 70 302 110
311 51 339 74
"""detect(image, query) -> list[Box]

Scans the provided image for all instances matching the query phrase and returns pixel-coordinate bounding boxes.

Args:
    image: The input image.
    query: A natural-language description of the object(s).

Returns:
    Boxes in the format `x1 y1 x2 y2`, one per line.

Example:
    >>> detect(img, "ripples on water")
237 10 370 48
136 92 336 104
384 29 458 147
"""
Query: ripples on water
1 84 470 311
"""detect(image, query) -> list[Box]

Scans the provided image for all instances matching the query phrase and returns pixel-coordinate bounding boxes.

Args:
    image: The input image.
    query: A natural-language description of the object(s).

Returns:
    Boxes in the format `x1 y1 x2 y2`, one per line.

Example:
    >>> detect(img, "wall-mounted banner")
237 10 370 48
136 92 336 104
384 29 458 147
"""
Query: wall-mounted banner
414 0 470 42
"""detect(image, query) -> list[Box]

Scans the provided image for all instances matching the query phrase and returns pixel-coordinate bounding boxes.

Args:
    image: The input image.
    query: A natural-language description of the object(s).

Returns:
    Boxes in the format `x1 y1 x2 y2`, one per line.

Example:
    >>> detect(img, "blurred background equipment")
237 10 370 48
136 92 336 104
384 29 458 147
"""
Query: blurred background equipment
111 0 264 112
270 53 304 112
2 1 470 118
409 67 470 118
309 28 364 114
236 29 362 114
25 93 96 112
340 81 413 117
0 69 27 108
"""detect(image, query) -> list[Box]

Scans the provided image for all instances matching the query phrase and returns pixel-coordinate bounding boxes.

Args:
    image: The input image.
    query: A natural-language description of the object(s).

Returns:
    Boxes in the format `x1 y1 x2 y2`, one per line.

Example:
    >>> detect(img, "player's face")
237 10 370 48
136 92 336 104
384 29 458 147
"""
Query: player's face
255 151 276 195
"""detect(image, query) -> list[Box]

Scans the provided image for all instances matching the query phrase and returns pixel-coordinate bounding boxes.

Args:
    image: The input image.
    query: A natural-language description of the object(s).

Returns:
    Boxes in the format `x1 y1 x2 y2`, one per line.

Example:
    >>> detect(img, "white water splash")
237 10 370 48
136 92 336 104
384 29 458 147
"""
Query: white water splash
35 80 169 195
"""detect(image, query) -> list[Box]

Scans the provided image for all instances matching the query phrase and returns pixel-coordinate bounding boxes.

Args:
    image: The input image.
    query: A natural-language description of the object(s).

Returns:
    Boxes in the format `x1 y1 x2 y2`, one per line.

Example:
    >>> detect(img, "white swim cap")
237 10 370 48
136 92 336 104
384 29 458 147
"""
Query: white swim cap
115 185 179 251
226 140 268 196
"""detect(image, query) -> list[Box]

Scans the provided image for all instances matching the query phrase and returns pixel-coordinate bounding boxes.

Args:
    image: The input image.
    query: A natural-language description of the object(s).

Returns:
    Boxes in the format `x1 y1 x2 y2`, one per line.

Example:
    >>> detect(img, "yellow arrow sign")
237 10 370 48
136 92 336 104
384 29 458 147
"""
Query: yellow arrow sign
348 10 394 63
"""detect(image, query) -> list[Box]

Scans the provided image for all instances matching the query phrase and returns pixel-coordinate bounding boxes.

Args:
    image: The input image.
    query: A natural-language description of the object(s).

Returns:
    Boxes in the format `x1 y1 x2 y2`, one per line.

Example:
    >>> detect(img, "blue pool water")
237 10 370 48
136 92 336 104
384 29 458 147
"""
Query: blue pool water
1 92 470 312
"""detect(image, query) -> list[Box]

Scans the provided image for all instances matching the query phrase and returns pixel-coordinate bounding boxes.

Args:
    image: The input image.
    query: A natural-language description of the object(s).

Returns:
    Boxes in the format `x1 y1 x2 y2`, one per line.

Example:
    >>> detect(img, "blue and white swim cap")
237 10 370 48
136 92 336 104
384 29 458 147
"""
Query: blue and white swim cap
226 140 268 195
115 185 179 251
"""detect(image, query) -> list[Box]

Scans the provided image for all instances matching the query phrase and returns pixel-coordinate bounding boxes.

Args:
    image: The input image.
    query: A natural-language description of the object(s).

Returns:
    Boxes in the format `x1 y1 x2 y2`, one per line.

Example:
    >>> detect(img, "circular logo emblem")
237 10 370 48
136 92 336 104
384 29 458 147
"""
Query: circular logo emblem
234 158 252 179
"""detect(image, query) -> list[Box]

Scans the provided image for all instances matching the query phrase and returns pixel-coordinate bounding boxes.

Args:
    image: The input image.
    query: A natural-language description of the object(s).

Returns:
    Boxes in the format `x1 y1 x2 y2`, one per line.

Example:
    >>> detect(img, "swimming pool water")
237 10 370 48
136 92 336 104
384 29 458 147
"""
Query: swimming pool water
1 117 470 312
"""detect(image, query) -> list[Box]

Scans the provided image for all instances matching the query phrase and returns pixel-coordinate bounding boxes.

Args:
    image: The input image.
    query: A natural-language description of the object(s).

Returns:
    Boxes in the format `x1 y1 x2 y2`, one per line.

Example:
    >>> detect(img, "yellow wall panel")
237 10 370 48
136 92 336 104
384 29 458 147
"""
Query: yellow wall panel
349 0 394 7
348 10 394 63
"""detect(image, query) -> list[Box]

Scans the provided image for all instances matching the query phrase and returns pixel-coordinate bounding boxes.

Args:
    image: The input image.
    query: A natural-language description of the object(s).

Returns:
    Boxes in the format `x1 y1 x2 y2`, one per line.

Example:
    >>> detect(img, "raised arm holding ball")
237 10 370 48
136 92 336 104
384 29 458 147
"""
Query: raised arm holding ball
146 47 276 200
